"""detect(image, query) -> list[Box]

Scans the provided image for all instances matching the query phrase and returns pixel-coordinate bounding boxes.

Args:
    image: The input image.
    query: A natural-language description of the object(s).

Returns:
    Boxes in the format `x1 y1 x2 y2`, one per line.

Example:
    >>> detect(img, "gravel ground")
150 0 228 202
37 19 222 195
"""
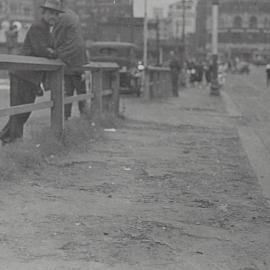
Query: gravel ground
0 84 270 270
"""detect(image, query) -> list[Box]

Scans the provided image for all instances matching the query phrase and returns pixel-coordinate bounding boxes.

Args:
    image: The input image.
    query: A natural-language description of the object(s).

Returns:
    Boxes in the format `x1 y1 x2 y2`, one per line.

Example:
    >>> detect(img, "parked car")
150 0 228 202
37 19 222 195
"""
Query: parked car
87 41 142 96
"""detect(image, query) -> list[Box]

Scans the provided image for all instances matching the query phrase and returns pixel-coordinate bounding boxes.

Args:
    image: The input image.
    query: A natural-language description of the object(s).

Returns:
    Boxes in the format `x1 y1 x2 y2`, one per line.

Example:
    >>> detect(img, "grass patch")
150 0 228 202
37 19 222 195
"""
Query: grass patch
0 112 124 182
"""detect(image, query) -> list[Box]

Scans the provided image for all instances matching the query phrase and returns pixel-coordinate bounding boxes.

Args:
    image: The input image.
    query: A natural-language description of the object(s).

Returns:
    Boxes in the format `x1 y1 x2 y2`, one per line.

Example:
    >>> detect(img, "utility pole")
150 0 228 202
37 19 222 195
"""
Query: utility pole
181 0 186 66
131 0 135 43
210 0 220 96
156 15 160 66
181 0 186 87
142 0 149 99
143 0 148 68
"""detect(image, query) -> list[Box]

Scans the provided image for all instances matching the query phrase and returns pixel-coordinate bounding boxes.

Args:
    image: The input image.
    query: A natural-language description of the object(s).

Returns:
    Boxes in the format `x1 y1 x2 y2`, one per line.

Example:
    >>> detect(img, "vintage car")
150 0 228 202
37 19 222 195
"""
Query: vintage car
86 41 142 96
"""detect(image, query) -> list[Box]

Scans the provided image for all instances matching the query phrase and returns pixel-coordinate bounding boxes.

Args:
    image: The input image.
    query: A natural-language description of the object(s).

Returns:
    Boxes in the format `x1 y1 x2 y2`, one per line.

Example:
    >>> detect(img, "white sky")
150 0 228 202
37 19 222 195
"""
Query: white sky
133 0 177 17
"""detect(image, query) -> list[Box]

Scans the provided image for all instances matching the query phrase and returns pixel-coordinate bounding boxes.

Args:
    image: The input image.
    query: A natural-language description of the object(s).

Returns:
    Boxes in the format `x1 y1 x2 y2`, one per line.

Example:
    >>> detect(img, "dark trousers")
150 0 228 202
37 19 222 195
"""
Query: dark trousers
64 74 86 119
267 71 270 86
0 74 37 143
171 73 179 97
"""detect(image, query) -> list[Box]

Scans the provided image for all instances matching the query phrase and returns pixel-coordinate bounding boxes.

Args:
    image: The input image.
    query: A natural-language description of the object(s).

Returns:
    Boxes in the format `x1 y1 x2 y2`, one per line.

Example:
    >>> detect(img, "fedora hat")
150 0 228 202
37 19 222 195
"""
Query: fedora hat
40 0 64 13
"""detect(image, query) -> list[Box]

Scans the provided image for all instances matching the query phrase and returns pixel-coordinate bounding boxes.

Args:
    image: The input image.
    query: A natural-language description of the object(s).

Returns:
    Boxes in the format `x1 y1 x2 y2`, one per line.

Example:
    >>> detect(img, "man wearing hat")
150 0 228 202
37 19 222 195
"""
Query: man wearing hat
0 0 63 144
52 0 87 120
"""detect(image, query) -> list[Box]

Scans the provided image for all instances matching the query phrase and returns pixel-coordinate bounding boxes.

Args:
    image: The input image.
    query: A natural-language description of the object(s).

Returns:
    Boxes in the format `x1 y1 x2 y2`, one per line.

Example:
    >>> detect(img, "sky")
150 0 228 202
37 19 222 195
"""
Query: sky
133 0 177 18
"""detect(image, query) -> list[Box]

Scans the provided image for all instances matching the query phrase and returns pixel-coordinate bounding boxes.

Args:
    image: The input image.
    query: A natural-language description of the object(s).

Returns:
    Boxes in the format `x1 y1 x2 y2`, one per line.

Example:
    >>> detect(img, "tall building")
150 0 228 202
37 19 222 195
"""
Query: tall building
201 0 270 60
153 7 164 20
71 0 134 41
167 0 198 39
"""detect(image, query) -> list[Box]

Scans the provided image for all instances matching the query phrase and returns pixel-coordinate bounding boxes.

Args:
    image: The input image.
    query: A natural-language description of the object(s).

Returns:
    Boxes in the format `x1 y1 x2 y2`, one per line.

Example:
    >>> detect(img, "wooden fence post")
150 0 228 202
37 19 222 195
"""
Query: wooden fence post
143 68 150 100
112 70 120 116
50 67 64 136
92 69 103 117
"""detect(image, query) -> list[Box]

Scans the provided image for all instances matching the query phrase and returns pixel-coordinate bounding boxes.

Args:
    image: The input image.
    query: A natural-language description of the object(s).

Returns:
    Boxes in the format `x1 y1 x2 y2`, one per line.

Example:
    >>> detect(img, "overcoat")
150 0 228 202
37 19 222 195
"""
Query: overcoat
52 8 86 75
13 18 55 85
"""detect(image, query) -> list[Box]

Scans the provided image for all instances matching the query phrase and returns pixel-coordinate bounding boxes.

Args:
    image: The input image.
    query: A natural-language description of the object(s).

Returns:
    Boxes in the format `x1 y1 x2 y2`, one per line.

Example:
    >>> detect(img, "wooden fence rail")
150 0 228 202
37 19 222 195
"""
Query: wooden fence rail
0 54 120 137
0 54 65 135
143 66 171 100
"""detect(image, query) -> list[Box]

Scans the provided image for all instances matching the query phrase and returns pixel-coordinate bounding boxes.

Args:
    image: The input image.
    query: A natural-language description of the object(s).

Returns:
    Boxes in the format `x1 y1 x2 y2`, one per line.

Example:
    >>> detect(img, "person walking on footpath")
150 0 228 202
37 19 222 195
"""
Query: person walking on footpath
0 0 63 145
266 63 270 86
5 23 18 54
169 51 181 97
52 0 87 120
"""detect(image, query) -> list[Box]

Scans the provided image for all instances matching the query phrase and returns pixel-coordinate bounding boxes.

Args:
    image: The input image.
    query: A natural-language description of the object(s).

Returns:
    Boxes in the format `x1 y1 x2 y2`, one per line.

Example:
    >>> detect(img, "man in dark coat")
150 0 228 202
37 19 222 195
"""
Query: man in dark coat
266 63 270 86
0 0 63 145
52 0 87 120
169 51 181 97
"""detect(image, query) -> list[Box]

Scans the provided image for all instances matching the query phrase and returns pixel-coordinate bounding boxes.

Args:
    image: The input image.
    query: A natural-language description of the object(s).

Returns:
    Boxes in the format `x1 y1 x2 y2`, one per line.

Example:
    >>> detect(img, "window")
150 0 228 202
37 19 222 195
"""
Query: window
233 16 242 28
10 3 18 14
23 6 31 16
0 1 3 13
249 16 258 29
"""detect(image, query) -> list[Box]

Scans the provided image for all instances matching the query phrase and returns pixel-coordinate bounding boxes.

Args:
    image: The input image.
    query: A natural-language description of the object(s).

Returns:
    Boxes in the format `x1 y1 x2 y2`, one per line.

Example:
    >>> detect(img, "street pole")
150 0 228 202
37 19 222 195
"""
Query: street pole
143 0 148 68
181 0 186 87
210 0 220 96
181 0 186 67
156 15 160 66
143 0 149 99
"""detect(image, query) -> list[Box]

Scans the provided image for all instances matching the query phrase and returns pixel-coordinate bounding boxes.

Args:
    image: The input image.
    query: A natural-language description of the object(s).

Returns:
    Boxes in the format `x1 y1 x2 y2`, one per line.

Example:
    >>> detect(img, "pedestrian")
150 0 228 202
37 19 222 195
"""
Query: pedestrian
266 63 270 86
188 60 197 87
169 51 181 97
5 23 18 54
0 0 63 145
204 61 213 86
195 61 204 88
52 0 87 120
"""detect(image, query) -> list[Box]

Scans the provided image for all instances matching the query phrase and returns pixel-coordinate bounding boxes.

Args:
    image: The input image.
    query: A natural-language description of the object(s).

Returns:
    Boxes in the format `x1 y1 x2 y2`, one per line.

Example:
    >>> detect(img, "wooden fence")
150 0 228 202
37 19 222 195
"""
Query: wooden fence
0 54 120 136
84 62 120 117
143 66 171 100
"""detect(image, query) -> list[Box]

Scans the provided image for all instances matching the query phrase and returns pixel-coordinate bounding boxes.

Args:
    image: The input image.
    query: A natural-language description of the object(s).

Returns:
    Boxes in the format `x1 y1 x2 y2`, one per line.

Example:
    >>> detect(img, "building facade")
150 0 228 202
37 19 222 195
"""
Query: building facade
168 0 198 39
203 0 270 61
0 0 34 43
70 0 134 41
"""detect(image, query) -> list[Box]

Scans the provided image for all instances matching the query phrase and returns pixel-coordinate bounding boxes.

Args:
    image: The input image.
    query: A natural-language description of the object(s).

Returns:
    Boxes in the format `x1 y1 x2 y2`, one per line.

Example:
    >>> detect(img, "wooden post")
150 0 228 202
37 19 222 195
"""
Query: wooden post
156 71 161 96
92 69 103 116
50 67 64 136
149 70 154 99
152 71 157 98
143 69 150 100
112 70 120 116
84 70 92 110
162 72 166 96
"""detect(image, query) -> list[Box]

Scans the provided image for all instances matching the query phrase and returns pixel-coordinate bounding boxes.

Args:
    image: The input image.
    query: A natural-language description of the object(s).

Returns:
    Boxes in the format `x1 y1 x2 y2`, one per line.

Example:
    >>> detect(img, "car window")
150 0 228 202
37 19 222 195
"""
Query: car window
99 47 118 56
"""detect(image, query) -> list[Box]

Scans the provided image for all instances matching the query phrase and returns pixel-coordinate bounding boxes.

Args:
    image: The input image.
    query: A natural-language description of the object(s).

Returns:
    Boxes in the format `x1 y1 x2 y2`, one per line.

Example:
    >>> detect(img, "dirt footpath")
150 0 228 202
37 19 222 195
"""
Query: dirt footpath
0 87 270 270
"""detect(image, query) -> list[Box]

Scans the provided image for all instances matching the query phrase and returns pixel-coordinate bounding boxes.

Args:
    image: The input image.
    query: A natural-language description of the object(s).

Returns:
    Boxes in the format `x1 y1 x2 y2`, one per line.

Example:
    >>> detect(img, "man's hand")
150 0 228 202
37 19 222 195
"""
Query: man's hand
47 48 57 59
81 73 86 82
